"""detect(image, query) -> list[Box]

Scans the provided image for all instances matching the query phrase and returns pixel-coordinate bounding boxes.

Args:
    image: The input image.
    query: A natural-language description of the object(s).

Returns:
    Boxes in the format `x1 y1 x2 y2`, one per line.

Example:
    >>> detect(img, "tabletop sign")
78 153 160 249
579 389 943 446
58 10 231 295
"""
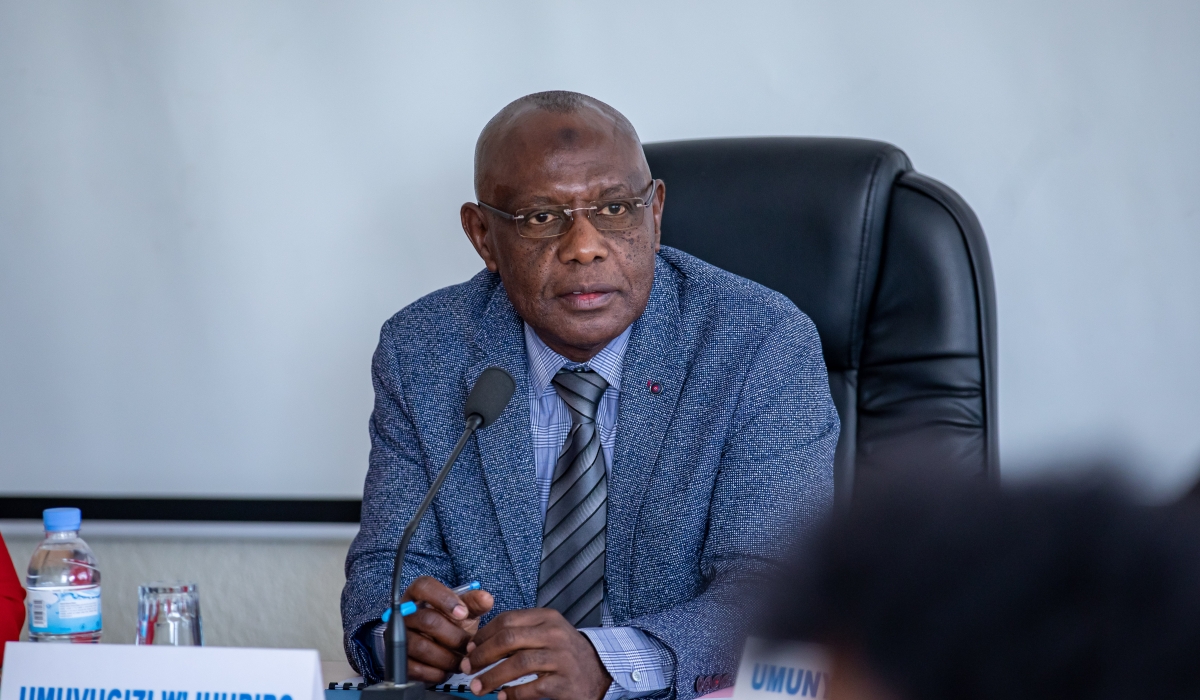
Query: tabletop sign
0 642 322 700
732 637 831 700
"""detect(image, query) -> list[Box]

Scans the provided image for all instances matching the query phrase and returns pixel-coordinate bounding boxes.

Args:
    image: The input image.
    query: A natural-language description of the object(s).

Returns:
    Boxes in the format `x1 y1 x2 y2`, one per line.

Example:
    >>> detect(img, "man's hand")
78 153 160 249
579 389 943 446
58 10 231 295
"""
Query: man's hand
463 608 612 700
401 576 494 682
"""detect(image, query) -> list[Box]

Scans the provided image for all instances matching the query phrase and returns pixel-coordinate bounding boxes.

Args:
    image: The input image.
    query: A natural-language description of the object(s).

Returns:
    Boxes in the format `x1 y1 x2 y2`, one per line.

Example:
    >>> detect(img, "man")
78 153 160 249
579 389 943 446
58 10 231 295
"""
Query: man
341 91 838 700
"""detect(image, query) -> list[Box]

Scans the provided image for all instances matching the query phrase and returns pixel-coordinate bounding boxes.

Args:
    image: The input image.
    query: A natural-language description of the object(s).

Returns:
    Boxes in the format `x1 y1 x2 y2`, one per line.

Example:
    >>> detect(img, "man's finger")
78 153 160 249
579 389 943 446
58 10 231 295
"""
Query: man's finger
407 656 451 684
498 675 561 700
407 608 471 650
471 649 553 696
468 624 549 673
471 608 552 648
406 576 470 620
460 588 495 618
406 629 463 671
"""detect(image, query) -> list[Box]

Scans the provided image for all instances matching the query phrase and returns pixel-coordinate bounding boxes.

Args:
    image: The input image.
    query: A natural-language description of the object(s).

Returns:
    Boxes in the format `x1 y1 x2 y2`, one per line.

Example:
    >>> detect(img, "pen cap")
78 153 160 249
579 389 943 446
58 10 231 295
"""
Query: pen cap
381 601 418 622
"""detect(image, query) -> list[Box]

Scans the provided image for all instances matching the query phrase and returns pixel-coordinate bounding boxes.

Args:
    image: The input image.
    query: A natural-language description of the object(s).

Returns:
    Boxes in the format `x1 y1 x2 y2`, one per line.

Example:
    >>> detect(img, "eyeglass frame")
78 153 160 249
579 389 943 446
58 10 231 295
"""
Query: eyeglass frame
476 180 660 239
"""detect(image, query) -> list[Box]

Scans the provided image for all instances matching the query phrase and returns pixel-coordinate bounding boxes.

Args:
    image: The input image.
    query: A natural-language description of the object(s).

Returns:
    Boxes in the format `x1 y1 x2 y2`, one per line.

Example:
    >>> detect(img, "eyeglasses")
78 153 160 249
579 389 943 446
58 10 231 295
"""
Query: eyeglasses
477 180 658 239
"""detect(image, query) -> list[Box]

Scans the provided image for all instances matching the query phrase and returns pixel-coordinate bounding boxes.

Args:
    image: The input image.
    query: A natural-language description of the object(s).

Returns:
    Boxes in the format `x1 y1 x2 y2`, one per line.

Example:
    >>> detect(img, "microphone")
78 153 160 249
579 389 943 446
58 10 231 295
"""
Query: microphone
367 366 516 699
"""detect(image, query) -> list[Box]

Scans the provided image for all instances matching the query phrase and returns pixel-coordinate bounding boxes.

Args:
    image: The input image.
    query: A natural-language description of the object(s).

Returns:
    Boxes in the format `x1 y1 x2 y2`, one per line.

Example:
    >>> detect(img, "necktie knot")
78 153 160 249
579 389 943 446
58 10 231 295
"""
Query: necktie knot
551 368 608 424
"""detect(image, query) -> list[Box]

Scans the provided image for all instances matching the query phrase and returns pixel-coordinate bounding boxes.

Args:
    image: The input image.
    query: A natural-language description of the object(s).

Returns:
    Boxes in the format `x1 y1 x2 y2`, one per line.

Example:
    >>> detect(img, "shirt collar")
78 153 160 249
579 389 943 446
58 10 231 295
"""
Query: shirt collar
524 322 632 395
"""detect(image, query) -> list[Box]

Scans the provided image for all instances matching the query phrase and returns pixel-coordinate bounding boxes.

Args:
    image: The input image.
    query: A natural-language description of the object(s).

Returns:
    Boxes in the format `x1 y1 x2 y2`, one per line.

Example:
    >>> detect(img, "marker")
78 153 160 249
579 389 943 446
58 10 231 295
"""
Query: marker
382 581 481 622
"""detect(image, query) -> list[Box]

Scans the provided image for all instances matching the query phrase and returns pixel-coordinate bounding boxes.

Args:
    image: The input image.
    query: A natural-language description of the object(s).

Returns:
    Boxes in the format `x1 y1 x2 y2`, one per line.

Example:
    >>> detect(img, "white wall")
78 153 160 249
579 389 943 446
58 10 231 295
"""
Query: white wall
1 0 1198 498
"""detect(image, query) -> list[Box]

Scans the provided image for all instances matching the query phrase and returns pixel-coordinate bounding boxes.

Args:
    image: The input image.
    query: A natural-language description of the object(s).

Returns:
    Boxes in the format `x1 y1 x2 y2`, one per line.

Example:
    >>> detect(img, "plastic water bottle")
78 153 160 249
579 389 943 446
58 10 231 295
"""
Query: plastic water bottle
26 507 102 642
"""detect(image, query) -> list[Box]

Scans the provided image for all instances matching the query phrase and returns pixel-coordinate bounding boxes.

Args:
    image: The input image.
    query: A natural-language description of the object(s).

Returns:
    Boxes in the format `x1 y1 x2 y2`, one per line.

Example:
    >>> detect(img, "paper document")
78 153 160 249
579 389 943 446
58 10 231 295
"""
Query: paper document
433 660 537 693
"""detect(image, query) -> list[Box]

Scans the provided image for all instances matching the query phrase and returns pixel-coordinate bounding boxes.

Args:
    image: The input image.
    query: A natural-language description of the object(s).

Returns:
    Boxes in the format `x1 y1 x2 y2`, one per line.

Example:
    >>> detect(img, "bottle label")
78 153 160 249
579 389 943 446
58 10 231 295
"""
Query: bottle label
27 585 102 634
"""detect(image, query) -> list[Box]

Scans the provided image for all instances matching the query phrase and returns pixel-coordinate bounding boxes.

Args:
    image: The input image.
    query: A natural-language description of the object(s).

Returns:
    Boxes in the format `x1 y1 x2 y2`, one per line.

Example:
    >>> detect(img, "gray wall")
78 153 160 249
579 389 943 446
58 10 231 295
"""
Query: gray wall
1 0 1198 664
1 0 1198 498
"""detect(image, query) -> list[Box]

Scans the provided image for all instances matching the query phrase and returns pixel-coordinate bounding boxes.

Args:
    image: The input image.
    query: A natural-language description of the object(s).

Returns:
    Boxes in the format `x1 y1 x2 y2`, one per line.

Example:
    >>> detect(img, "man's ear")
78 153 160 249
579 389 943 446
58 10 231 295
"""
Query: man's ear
651 179 665 253
461 203 500 272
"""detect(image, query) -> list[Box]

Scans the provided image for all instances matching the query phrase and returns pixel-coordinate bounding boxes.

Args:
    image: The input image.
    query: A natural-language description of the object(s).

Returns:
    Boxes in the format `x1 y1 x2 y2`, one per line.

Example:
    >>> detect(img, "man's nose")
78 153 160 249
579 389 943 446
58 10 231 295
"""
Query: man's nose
556 211 607 265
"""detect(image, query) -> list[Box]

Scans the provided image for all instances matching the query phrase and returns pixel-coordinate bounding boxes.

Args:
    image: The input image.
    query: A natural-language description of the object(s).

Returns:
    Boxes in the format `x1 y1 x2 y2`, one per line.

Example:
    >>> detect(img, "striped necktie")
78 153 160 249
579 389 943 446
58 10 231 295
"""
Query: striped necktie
536 367 608 627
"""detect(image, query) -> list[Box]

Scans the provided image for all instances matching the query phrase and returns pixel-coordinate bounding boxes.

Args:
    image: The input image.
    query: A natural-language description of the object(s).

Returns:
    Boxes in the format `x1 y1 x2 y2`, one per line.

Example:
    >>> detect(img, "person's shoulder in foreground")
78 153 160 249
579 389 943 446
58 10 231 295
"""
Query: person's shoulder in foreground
762 475 1200 700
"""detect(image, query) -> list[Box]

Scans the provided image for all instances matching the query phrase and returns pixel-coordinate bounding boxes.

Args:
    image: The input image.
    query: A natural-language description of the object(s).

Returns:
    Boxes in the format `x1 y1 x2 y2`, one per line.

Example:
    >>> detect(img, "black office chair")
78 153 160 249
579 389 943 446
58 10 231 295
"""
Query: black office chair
644 138 998 499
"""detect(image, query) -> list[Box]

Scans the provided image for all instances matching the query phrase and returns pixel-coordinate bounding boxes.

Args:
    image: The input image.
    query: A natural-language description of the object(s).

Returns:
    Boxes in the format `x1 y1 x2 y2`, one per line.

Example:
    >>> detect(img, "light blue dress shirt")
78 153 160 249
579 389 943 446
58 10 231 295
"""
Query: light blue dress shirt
524 323 674 700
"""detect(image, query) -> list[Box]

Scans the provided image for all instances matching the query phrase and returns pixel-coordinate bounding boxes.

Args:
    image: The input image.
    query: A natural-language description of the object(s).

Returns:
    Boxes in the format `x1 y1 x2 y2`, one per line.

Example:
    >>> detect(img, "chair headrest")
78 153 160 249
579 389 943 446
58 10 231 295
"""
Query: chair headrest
644 137 911 371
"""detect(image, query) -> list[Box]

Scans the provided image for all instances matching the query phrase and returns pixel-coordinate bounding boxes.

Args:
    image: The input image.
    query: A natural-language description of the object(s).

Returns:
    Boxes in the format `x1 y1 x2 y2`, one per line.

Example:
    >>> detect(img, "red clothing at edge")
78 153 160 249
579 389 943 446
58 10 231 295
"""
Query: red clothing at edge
0 534 26 643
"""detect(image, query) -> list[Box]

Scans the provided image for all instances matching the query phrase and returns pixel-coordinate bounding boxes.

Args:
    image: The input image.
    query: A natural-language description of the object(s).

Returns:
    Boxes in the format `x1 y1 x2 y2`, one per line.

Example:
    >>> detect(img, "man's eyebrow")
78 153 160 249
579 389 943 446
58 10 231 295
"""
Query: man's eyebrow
512 184 635 207
597 185 633 198
518 194 558 205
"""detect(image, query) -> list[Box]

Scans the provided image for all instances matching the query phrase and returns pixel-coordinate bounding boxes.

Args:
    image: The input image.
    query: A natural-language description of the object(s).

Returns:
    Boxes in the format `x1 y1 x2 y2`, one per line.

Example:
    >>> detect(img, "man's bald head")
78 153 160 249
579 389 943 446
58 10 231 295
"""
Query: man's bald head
460 90 663 363
473 91 646 200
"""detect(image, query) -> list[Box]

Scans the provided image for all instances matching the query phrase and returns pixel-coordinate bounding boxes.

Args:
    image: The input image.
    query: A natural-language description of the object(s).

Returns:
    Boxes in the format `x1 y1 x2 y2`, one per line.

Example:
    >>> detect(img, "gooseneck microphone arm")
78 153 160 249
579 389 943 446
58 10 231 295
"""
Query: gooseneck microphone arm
385 412 482 684
378 366 515 694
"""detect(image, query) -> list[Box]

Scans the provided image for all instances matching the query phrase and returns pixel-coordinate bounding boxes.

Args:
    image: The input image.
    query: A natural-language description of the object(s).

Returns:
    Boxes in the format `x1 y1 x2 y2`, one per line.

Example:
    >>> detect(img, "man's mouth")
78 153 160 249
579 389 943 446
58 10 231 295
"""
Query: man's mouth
559 287 617 309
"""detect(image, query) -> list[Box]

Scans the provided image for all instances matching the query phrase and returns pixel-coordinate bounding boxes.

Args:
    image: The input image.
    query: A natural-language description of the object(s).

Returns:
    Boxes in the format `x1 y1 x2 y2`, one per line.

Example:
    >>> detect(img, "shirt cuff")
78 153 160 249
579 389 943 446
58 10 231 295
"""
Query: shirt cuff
580 626 675 700
351 620 386 679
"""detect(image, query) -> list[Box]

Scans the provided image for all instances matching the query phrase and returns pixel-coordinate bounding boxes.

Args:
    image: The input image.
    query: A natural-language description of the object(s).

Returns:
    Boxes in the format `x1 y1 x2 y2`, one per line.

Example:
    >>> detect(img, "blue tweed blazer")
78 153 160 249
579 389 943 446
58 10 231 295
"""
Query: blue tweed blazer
342 246 839 696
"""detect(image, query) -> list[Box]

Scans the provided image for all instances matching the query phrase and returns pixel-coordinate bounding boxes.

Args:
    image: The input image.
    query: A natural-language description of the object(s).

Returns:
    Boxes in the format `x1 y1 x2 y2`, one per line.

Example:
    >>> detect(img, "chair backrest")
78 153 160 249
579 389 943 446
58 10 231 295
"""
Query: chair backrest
643 137 997 498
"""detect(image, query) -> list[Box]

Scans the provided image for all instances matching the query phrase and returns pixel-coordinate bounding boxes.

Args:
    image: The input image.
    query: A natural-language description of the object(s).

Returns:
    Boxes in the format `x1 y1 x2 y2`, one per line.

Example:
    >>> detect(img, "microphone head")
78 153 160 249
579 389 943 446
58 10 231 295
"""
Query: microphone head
464 366 516 429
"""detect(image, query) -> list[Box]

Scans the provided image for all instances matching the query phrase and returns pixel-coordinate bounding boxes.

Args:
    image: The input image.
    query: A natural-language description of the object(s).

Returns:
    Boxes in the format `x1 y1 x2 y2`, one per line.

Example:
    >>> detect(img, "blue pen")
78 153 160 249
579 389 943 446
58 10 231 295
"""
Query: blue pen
382 581 481 622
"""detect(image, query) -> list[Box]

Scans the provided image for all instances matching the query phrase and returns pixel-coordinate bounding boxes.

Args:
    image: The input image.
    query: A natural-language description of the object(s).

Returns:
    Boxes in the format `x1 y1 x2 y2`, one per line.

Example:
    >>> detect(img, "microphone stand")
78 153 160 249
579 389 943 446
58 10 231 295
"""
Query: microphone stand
366 413 484 700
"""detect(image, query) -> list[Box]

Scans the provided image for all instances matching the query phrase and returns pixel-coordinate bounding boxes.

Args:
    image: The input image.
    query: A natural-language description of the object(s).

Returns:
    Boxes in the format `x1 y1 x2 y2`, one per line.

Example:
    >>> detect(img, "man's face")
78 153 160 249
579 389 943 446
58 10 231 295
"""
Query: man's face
461 108 664 362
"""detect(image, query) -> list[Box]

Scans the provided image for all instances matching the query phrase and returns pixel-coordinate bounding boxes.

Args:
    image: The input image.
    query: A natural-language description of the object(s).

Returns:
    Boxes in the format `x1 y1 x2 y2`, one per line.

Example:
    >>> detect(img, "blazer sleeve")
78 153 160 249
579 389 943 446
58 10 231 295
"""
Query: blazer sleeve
0 534 27 645
340 321 456 680
625 310 839 700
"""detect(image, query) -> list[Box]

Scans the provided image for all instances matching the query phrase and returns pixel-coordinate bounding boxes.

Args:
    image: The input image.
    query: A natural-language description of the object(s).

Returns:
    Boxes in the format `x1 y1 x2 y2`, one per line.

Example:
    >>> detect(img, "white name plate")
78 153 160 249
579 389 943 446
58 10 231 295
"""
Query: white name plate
732 638 831 700
0 643 322 700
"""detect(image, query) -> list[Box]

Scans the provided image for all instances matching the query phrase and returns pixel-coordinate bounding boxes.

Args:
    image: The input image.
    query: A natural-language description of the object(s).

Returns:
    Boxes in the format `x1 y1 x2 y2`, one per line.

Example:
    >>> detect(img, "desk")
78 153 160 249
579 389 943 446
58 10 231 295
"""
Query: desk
323 659 360 684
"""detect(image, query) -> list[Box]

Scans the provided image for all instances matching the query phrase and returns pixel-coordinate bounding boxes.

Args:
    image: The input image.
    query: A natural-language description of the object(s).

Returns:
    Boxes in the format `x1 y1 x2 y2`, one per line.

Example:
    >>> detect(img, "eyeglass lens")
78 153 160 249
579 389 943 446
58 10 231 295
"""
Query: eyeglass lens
514 199 646 238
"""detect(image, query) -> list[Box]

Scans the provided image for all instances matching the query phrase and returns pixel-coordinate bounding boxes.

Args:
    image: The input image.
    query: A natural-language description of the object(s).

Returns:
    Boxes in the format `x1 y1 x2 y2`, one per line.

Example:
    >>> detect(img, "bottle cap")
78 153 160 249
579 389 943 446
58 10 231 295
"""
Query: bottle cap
43 507 82 532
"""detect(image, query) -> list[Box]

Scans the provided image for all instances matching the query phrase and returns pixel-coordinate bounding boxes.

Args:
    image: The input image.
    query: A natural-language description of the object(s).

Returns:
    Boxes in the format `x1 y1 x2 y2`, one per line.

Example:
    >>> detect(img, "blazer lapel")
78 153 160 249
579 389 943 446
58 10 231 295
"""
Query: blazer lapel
467 283 542 608
607 257 688 621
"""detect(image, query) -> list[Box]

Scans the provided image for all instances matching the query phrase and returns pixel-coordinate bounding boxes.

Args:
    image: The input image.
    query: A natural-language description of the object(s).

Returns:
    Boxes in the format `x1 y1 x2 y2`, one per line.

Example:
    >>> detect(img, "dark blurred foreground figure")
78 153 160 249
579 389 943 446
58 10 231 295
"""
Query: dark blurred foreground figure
764 482 1200 700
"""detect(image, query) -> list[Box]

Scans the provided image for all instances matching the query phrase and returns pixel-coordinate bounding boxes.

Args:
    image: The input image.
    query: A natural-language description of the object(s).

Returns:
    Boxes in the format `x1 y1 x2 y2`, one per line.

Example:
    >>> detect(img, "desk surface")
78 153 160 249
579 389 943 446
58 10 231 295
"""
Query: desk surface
319 661 736 700
323 659 360 684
